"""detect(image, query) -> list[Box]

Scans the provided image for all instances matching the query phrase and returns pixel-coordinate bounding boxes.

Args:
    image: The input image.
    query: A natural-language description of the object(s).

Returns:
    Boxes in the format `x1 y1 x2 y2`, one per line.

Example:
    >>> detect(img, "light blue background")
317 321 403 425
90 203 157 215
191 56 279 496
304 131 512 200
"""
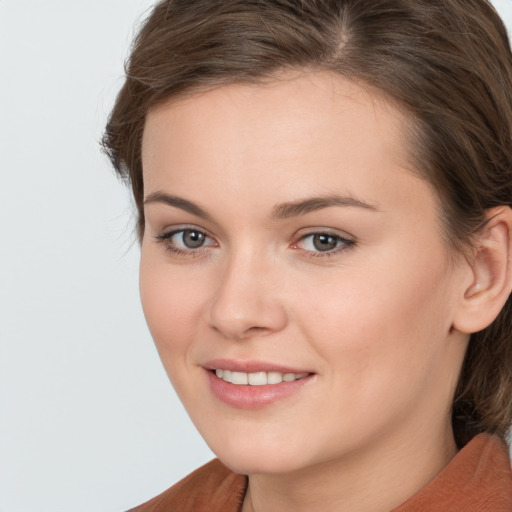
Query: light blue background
1 1 511 511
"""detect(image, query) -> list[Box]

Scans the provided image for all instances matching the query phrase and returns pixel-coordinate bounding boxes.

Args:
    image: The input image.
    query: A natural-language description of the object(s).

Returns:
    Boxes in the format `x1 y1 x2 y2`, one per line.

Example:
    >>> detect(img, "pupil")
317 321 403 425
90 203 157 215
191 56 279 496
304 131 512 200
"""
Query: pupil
313 234 337 251
183 230 204 248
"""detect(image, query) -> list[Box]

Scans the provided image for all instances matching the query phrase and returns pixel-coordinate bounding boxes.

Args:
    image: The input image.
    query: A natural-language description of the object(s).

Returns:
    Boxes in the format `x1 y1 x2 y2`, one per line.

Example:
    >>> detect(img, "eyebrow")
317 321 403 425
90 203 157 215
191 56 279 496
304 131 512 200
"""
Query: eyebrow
143 191 377 221
271 194 378 220
144 191 214 221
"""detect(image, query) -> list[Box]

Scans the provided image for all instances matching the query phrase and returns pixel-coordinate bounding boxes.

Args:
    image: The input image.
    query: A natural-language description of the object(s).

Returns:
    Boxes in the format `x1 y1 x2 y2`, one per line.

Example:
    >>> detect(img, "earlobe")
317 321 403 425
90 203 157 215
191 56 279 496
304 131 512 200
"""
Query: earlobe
453 207 512 334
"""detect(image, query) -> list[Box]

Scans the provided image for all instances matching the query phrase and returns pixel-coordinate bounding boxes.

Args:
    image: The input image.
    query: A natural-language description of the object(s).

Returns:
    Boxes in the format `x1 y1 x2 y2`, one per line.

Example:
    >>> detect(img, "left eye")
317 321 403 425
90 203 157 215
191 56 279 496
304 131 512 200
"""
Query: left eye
296 233 352 253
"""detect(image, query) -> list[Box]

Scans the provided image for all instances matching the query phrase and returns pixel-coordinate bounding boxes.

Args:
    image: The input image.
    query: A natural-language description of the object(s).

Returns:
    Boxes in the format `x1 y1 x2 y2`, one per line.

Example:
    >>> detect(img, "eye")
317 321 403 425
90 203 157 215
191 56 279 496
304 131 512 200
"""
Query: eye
174 229 208 249
155 227 216 255
293 231 355 256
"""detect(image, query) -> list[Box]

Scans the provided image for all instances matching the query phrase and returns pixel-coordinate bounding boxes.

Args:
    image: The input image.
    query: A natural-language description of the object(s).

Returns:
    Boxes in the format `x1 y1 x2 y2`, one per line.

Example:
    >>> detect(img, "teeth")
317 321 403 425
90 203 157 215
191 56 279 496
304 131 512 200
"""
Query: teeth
231 372 248 385
268 371 283 384
248 372 267 386
215 369 308 385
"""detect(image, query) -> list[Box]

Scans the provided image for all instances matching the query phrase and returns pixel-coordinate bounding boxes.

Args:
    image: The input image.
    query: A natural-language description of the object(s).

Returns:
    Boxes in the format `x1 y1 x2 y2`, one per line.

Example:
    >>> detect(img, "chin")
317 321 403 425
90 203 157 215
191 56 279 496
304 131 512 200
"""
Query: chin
217 450 310 476
202 428 319 476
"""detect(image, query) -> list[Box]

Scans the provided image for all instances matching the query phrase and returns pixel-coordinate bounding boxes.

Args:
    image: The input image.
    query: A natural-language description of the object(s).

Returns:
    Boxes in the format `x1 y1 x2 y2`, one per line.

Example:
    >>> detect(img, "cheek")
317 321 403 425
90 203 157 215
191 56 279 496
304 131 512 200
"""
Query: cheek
139 253 204 364
293 245 455 400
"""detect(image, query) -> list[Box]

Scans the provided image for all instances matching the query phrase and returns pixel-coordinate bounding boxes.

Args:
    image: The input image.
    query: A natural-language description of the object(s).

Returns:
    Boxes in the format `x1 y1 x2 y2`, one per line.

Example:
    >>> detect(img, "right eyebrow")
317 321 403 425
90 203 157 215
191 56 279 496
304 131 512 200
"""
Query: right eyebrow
143 191 213 221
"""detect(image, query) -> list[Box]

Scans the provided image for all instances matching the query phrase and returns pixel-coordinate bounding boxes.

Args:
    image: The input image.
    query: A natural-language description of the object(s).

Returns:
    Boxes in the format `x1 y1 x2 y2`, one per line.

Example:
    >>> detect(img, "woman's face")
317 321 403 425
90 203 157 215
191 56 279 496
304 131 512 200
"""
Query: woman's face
140 73 470 475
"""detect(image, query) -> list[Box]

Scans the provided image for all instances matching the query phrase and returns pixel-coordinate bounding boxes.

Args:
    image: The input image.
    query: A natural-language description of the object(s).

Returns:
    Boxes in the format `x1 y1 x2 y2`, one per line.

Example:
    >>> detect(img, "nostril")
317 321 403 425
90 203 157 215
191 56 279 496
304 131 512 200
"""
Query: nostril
206 276 288 339
247 326 268 334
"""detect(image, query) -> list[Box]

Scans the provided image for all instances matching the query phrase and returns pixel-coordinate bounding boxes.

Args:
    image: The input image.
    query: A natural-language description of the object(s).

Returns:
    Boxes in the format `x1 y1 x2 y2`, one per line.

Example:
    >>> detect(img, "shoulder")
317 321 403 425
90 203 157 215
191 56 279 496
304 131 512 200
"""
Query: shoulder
127 459 247 512
394 434 512 512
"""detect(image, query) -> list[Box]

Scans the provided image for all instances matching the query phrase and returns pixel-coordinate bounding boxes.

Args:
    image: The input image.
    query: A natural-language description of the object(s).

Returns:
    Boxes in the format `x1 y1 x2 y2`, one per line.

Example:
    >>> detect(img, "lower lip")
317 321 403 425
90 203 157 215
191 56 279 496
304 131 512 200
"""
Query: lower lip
206 370 314 409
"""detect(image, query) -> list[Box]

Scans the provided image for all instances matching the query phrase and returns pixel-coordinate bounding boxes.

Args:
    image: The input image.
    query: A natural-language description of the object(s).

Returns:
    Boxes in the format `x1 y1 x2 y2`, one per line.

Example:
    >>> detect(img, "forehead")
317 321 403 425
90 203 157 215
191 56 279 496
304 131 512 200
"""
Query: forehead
141 72 424 215
143 72 411 163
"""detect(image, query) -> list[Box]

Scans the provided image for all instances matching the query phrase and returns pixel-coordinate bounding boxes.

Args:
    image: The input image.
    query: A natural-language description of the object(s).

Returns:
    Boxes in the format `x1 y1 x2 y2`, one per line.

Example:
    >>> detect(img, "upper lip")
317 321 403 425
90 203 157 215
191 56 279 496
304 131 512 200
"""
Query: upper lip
203 358 313 374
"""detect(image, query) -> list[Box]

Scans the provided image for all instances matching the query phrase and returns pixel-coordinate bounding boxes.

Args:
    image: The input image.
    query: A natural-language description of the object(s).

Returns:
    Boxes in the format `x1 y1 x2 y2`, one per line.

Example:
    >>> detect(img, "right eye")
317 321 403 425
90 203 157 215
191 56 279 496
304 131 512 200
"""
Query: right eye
155 227 217 255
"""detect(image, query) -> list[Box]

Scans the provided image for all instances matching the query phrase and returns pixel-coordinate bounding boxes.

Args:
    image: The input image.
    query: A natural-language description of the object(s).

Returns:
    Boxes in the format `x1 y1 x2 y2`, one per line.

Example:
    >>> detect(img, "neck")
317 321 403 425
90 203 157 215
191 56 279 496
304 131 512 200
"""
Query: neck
242 421 457 512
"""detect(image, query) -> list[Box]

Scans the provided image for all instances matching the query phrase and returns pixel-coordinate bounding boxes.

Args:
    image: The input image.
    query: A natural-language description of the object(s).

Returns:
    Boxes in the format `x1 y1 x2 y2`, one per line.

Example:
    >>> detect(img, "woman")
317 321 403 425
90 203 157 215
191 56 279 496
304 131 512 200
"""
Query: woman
103 0 512 510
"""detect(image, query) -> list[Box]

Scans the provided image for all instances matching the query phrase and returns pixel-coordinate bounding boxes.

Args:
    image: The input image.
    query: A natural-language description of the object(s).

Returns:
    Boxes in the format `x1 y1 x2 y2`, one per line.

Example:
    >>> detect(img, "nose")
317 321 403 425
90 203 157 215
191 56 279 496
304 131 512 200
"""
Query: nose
206 249 288 340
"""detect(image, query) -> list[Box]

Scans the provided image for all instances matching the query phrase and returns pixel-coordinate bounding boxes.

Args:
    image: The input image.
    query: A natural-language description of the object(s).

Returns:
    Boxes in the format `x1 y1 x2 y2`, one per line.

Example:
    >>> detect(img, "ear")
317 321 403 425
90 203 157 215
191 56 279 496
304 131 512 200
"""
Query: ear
452 206 512 334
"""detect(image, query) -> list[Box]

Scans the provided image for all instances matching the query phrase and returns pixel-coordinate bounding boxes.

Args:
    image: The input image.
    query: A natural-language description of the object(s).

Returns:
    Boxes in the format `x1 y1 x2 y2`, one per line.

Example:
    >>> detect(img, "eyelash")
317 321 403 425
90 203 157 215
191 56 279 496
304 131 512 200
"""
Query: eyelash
293 232 356 258
154 227 356 259
155 227 216 258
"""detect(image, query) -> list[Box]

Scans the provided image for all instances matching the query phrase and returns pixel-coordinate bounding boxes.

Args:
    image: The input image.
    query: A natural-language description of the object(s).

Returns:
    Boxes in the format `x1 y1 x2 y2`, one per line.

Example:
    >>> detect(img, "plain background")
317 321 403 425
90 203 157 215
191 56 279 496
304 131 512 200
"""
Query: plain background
1 1 512 511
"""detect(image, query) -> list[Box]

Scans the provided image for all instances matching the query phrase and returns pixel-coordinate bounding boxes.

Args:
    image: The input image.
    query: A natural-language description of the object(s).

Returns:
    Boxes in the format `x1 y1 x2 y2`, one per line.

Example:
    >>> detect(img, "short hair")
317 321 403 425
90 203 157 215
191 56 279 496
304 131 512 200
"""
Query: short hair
102 0 512 447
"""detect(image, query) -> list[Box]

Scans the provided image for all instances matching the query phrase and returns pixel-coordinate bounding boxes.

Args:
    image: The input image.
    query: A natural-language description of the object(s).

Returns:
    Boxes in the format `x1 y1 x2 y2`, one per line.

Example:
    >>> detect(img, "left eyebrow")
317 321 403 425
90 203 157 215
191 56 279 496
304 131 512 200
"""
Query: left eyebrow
271 194 378 221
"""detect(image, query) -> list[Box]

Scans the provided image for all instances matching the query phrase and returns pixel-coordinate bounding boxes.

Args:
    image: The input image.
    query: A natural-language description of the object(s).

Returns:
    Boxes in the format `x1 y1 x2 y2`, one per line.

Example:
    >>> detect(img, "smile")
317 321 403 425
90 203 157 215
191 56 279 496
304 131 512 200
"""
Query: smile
214 369 309 385
206 365 314 409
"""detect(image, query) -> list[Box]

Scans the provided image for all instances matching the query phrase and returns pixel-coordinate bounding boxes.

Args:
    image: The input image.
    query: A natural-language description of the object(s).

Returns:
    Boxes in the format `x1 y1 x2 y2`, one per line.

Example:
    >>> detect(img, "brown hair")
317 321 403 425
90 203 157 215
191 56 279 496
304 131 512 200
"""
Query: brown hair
102 0 512 446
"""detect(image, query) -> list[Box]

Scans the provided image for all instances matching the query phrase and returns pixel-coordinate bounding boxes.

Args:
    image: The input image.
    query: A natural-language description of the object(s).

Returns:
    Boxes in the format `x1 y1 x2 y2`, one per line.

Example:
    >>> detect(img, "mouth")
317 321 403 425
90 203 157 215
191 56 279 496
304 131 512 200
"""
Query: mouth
204 361 315 409
213 369 310 385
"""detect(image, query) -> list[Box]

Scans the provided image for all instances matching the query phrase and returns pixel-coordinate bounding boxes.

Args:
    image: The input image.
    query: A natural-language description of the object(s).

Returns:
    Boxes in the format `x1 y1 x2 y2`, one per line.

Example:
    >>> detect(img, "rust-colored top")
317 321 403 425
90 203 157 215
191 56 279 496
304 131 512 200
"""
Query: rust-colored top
128 434 512 512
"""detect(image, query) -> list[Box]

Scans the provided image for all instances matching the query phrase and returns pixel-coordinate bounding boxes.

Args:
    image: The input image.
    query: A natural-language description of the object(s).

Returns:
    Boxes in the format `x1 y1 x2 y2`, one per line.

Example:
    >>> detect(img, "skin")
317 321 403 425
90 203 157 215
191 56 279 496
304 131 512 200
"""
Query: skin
139 72 476 512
